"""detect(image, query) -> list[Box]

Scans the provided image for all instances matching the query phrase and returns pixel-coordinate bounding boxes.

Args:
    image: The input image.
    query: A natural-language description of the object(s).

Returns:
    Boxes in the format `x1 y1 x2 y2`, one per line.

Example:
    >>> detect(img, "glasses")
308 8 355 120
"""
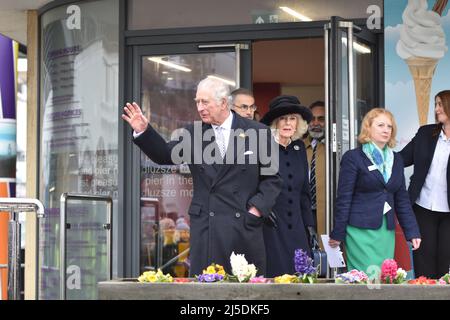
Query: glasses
234 104 257 111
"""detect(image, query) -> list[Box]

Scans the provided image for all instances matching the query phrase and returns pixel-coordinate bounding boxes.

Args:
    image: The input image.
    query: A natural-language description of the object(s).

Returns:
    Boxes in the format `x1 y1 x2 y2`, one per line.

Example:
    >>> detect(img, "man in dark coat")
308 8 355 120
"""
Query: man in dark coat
122 78 282 276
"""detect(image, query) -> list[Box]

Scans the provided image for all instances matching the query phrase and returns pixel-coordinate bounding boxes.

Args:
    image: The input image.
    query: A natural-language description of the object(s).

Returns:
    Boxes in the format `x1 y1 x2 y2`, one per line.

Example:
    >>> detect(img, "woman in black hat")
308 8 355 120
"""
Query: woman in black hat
260 95 315 277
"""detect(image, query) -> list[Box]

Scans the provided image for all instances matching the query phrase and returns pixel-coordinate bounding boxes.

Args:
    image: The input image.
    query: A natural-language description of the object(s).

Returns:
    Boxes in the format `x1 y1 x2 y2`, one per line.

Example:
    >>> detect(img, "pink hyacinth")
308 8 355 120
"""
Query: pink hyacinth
249 276 270 283
381 259 398 283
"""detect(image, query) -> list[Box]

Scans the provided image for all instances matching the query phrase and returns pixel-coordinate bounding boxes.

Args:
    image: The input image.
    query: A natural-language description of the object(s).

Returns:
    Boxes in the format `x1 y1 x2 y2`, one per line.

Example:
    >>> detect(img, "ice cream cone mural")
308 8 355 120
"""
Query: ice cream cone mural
396 0 448 126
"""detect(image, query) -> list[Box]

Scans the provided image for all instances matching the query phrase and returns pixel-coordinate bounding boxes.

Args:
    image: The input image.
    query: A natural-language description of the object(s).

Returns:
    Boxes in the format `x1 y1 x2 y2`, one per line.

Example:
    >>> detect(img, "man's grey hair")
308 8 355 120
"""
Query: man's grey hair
197 77 231 110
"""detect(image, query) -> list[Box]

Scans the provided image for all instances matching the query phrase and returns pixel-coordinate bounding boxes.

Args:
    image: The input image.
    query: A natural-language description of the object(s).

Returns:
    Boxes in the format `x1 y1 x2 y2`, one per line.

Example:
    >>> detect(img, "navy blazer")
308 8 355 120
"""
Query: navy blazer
330 146 421 242
399 124 450 208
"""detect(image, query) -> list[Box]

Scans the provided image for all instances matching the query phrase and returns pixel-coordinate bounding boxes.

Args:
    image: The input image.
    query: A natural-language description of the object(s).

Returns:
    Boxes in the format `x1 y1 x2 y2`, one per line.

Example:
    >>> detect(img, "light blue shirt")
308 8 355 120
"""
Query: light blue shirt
416 130 450 213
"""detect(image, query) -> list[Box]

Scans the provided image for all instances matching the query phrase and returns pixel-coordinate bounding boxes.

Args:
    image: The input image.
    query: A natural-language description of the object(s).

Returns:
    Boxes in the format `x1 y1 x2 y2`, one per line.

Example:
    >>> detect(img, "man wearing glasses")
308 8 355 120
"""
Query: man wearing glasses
230 88 257 120
122 78 281 277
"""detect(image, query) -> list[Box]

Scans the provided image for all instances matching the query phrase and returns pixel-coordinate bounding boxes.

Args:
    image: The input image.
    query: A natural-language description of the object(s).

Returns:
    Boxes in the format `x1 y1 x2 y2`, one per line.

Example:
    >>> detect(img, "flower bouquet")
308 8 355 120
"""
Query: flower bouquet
408 276 437 285
173 278 191 283
249 276 271 283
195 253 266 283
227 252 258 282
196 263 226 282
274 274 300 284
138 269 173 283
438 273 450 285
335 270 369 284
380 259 407 284
294 249 318 283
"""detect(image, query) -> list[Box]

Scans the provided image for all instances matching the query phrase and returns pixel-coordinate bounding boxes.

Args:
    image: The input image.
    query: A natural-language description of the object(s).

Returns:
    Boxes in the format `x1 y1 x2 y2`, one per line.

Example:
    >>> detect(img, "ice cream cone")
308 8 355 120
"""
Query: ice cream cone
406 57 439 126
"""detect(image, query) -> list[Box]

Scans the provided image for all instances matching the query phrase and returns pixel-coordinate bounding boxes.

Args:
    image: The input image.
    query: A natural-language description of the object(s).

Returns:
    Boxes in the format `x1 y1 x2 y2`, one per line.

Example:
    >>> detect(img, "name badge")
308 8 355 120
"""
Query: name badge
383 202 392 215
368 165 377 171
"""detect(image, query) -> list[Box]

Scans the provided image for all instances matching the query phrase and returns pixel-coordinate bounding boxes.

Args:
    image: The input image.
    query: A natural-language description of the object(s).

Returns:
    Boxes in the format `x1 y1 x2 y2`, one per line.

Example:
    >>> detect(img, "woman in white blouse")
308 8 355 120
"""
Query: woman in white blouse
400 90 450 279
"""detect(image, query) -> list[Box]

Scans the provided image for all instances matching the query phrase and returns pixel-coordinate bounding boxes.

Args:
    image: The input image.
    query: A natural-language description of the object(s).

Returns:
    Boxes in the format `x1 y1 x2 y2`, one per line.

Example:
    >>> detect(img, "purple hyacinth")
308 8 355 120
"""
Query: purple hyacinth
294 249 316 275
197 273 224 282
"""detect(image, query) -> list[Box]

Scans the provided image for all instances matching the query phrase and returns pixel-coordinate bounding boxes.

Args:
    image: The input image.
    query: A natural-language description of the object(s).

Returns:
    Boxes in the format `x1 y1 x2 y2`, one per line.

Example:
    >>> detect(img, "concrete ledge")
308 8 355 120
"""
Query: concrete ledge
98 279 450 300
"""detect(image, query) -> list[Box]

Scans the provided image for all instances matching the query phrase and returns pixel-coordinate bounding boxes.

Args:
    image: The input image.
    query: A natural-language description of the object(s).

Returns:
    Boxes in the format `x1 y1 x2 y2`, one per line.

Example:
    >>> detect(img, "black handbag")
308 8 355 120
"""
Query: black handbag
308 227 328 278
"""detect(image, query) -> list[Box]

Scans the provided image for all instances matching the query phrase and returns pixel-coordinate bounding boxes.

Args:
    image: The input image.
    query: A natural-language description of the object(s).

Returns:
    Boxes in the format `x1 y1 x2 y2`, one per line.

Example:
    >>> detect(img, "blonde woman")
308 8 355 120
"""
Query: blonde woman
260 95 315 277
329 108 421 273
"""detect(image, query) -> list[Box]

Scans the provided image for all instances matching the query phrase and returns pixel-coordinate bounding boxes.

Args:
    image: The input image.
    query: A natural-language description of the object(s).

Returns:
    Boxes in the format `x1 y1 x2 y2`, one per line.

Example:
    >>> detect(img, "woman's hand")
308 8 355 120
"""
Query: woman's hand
411 238 421 250
328 239 341 248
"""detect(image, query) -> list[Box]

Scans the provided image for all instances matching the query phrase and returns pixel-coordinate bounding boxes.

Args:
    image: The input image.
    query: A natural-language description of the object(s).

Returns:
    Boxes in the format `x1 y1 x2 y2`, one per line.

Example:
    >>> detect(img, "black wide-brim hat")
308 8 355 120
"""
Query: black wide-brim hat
260 95 313 125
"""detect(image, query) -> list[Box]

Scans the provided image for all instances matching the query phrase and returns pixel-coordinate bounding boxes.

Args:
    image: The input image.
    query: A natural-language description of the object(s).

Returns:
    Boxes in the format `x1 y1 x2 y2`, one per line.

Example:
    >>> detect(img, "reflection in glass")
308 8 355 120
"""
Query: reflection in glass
139 52 236 276
64 200 110 300
341 34 374 150
128 0 383 30
39 0 119 299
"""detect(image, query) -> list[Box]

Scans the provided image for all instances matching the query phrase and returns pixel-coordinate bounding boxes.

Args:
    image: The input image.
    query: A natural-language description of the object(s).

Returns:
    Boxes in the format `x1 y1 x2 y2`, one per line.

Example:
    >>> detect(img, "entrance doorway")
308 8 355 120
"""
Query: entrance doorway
125 19 381 278
253 38 325 117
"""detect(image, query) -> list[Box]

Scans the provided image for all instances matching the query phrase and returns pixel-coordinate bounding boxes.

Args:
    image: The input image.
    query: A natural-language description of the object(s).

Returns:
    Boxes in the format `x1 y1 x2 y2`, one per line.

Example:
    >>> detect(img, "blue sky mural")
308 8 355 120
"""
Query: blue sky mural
385 0 450 150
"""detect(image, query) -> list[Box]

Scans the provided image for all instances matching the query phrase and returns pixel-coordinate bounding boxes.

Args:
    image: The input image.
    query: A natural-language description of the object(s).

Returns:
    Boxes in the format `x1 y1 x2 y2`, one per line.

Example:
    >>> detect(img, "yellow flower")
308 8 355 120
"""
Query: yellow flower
215 264 226 276
148 274 157 282
205 266 216 274
274 274 298 284
137 269 173 283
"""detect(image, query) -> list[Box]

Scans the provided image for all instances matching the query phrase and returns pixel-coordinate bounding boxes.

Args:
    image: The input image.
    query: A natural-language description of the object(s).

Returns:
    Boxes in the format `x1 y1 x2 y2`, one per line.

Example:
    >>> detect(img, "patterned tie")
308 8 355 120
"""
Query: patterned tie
216 126 226 158
310 141 317 210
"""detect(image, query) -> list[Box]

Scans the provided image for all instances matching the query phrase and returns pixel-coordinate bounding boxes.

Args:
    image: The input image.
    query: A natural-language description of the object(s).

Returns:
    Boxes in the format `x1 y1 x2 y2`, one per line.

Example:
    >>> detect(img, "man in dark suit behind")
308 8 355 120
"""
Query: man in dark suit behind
122 78 282 276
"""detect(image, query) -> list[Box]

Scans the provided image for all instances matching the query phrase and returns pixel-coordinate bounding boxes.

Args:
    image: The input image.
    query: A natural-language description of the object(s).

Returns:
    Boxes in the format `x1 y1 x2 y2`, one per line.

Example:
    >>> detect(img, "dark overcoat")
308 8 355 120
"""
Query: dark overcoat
263 139 314 277
134 112 282 276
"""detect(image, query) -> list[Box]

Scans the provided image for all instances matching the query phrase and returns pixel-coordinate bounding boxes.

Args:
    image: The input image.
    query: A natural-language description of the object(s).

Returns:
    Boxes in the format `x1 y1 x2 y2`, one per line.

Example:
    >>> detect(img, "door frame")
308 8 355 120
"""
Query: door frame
126 43 250 276
120 20 383 277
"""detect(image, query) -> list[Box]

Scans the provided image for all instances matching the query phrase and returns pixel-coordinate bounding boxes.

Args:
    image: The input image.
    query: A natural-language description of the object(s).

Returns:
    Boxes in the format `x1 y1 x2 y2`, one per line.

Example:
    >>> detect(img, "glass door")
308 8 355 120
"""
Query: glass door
130 43 250 277
324 17 378 269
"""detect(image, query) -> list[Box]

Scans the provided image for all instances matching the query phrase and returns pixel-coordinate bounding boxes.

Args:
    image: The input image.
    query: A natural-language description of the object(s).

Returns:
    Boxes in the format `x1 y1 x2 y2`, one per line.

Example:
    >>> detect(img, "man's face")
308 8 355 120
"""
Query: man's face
232 94 256 120
195 88 228 125
308 106 325 139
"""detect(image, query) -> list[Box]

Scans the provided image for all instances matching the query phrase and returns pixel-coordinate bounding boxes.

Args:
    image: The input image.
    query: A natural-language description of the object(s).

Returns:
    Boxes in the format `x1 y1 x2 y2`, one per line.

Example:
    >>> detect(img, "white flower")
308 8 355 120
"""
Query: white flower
396 268 407 279
230 252 257 282
247 264 257 278
230 252 247 271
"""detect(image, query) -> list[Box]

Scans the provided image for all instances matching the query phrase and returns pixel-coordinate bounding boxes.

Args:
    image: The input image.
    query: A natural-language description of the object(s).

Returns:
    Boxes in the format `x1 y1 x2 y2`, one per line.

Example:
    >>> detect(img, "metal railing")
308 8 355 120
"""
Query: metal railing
60 193 112 300
0 198 45 300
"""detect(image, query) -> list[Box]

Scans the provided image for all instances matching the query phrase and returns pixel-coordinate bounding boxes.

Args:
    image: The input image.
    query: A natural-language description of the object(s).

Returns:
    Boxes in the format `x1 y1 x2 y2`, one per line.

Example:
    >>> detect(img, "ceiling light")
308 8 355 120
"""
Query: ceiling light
342 38 371 54
279 6 312 21
148 57 191 72
207 75 236 87
162 71 168 74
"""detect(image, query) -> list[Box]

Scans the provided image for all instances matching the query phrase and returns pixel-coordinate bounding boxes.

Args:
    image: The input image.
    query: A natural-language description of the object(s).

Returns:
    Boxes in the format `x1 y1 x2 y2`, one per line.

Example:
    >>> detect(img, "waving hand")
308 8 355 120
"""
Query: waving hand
121 102 149 134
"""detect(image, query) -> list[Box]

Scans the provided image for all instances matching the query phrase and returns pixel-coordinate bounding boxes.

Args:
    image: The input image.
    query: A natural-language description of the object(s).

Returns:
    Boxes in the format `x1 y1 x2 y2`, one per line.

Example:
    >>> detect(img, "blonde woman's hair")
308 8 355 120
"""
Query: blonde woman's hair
270 113 308 141
358 108 397 148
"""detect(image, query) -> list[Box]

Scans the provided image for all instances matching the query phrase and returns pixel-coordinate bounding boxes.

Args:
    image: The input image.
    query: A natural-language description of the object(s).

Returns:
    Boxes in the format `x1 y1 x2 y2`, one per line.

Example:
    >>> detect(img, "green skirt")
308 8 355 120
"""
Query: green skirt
345 216 395 273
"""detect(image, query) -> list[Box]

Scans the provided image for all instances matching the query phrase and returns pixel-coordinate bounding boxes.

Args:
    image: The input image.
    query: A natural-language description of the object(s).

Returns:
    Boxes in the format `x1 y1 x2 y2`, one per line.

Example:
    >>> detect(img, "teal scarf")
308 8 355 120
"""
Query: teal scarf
362 142 394 183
